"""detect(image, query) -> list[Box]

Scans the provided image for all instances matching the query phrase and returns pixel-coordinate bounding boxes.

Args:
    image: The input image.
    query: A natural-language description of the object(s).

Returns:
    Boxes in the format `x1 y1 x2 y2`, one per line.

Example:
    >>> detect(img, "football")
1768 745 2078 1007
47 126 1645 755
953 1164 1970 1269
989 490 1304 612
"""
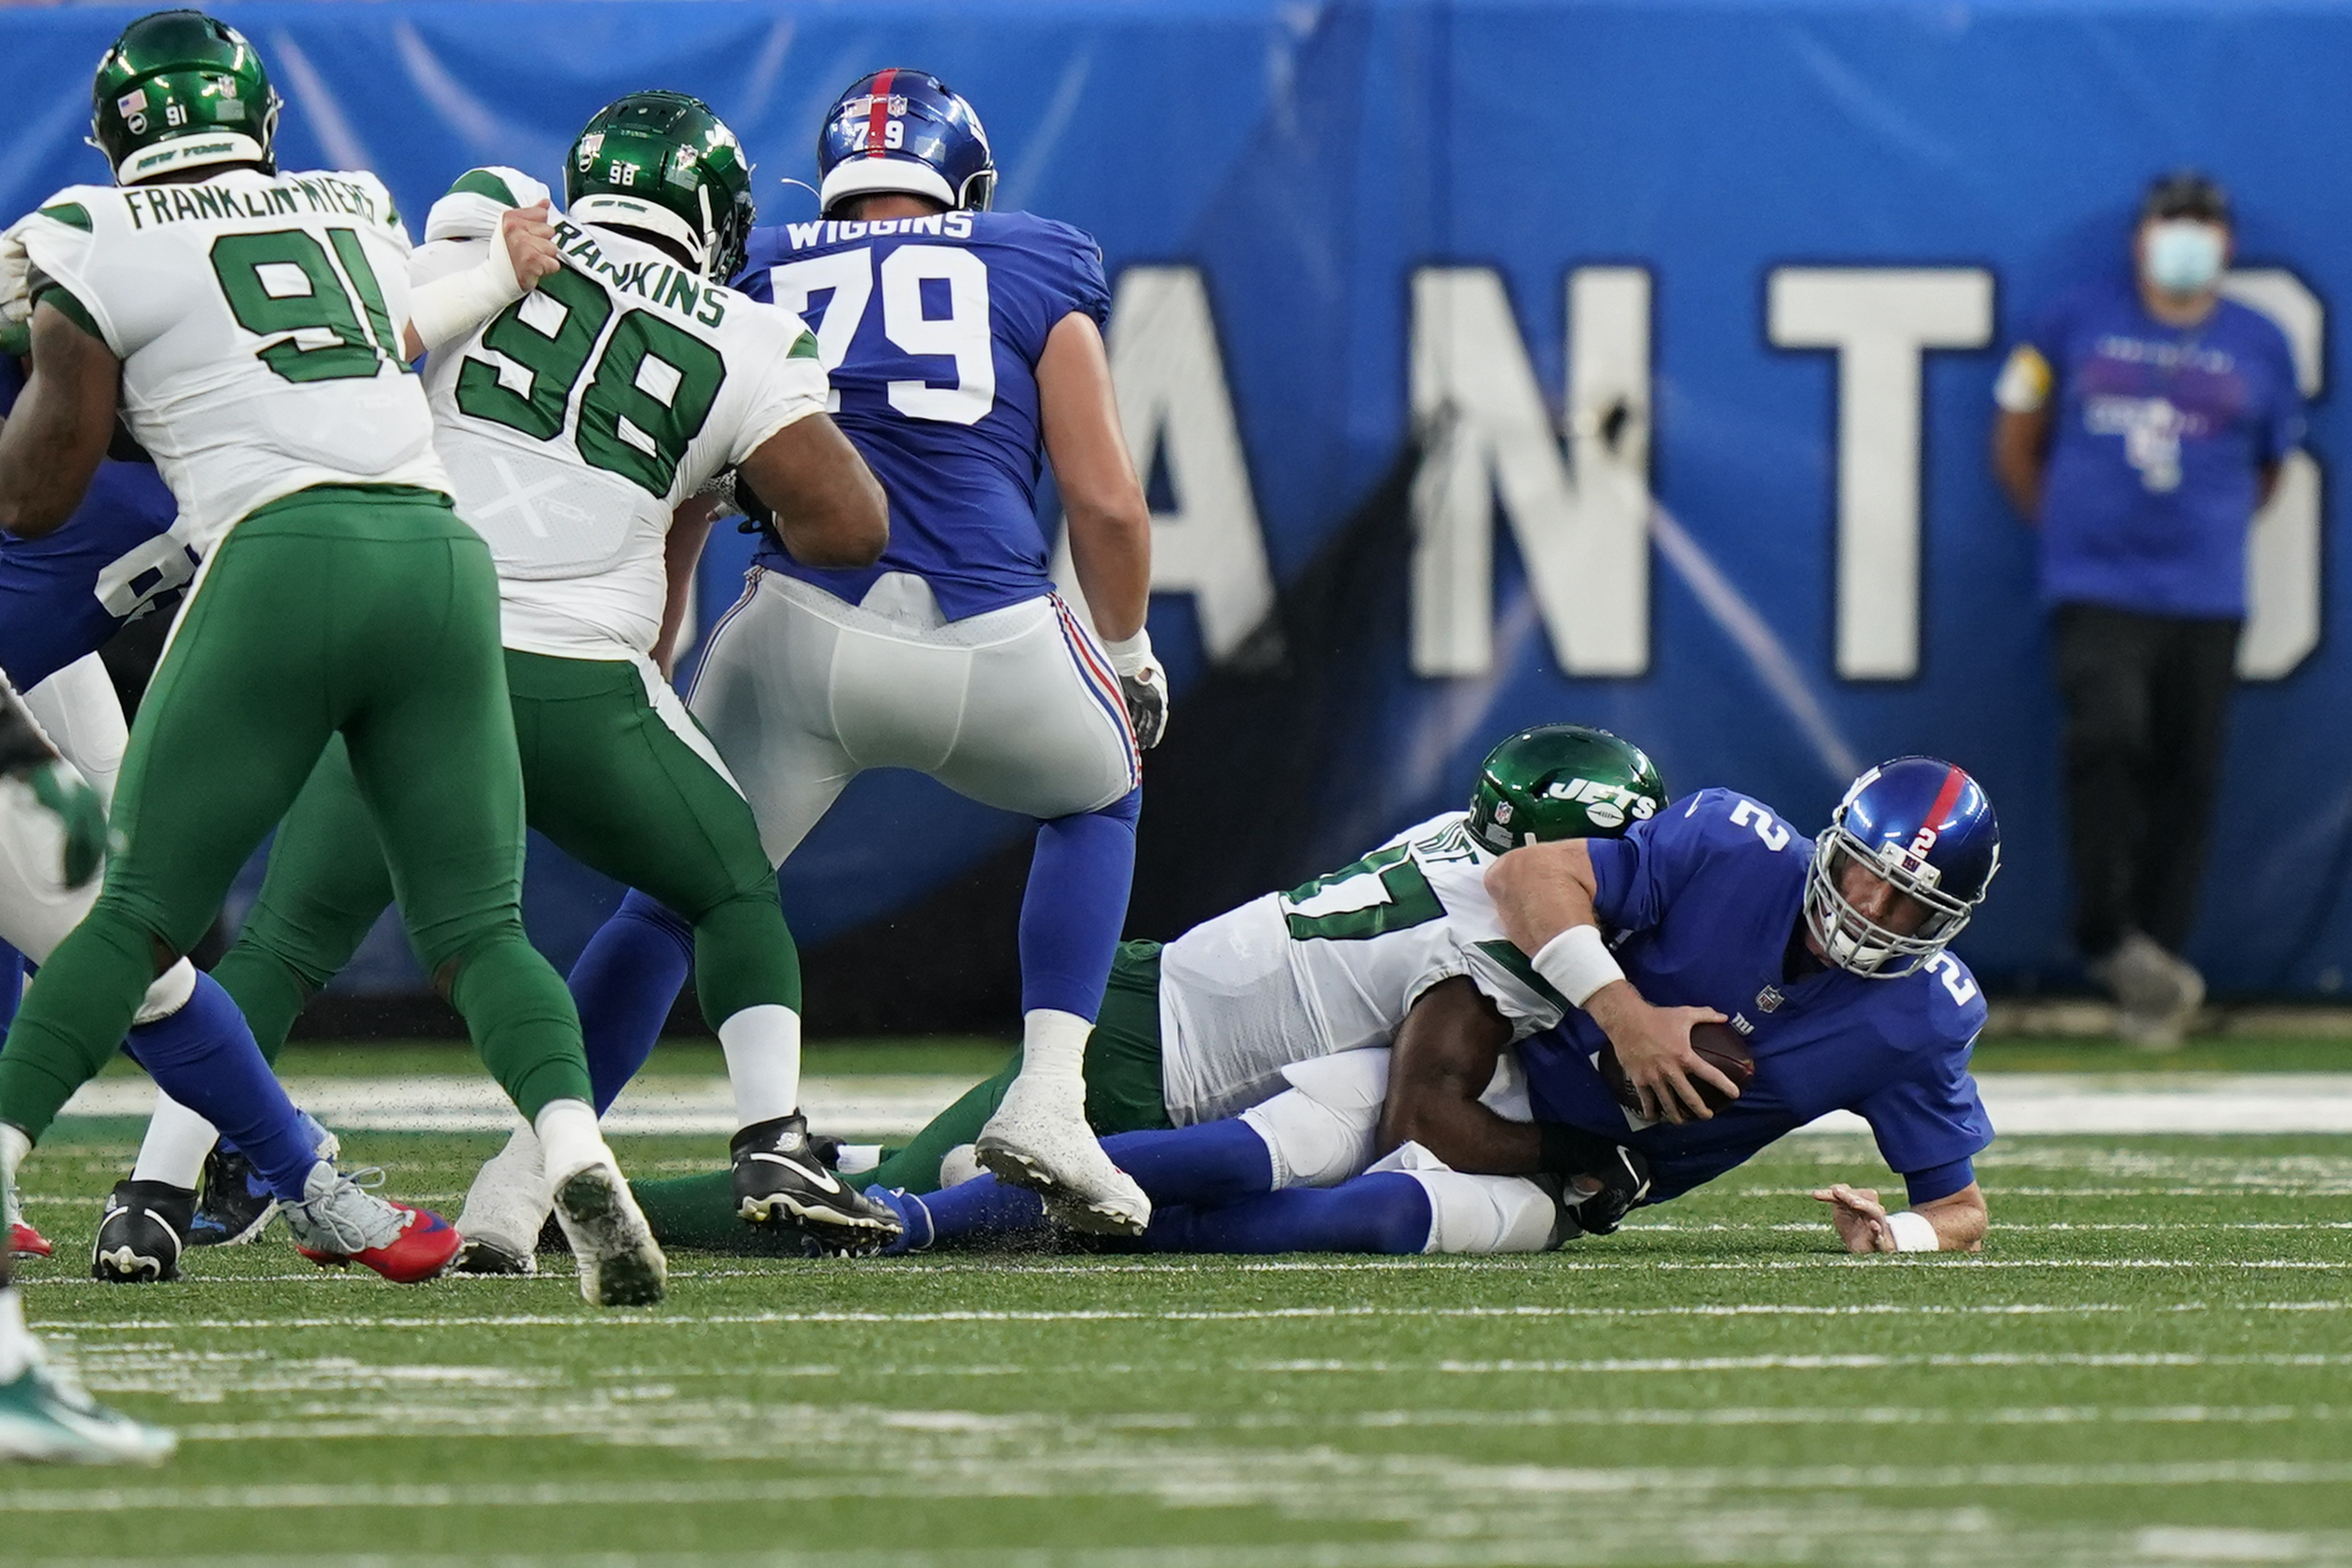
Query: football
1598 1020 1757 1114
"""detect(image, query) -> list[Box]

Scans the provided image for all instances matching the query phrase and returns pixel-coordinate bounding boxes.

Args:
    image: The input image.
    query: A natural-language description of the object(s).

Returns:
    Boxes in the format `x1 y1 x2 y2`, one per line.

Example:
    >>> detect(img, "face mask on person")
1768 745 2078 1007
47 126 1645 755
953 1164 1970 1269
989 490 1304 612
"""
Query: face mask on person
2143 220 2226 294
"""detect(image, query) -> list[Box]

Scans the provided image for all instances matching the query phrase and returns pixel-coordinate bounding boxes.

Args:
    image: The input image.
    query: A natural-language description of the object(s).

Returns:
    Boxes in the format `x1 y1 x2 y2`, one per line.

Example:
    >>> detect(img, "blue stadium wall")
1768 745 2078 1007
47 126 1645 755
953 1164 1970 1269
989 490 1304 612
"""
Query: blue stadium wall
6 0 2349 1011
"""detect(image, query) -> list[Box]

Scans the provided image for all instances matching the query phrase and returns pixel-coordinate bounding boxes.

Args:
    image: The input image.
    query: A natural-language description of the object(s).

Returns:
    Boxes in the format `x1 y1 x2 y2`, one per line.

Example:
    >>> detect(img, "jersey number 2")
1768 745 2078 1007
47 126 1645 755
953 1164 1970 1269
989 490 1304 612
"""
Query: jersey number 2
765 247 995 425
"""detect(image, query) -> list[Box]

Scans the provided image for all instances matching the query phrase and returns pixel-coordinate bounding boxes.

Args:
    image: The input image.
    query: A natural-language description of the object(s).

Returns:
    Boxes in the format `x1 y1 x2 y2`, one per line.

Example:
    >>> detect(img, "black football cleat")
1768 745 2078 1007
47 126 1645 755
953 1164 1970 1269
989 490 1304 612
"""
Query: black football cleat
1572 1145 1653 1237
732 1113 903 1257
188 1147 278 1248
450 1234 536 1276
92 1180 197 1284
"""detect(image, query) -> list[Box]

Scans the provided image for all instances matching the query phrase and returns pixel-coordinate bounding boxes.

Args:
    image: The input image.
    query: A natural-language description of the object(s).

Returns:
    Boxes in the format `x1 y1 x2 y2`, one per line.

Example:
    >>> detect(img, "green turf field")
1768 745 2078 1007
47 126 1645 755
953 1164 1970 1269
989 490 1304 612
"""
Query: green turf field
8 1094 2352 1566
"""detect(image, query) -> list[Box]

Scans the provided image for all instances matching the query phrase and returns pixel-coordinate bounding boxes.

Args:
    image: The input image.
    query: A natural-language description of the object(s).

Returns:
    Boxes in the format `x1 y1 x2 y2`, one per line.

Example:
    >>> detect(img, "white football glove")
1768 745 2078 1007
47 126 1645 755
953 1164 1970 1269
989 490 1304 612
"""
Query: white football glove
0 216 34 357
1102 628 1169 750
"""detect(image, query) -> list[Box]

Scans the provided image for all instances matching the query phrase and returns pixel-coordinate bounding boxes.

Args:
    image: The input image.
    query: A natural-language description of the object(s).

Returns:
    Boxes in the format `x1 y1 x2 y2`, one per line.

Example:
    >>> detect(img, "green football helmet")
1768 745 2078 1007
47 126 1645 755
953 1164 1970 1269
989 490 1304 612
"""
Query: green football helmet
566 90 756 282
89 10 280 187
1467 724 1668 852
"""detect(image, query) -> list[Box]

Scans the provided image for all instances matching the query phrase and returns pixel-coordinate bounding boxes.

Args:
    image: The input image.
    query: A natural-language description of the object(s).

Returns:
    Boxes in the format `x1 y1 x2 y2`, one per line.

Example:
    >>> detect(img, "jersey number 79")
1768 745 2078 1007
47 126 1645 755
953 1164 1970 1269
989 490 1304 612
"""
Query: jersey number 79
766 246 995 426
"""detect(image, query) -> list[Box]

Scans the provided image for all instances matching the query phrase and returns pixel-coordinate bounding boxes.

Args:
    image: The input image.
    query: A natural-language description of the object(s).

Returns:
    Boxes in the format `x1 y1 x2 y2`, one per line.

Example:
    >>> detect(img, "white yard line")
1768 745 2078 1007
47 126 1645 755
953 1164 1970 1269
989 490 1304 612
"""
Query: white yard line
52 1070 2352 1137
52 1074 962 1138
40 1299 2352 1331
8 1459 2352 1515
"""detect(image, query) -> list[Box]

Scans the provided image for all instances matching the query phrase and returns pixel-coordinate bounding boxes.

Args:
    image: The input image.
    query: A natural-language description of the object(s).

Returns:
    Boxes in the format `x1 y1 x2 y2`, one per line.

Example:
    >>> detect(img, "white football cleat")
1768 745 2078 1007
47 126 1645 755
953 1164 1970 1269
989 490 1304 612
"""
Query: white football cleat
975 1072 1150 1236
0 1351 174 1466
452 1125 551 1277
547 1155 665 1308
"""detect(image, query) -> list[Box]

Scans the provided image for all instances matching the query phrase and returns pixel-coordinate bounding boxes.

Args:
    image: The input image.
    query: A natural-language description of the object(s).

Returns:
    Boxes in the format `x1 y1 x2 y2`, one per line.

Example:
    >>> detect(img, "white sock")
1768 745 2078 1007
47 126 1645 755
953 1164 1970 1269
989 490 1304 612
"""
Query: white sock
0 1124 28 1193
131 1093 220 1190
717 1004 801 1129
533 1098 607 1183
1018 1009 1093 1084
0 1288 32 1382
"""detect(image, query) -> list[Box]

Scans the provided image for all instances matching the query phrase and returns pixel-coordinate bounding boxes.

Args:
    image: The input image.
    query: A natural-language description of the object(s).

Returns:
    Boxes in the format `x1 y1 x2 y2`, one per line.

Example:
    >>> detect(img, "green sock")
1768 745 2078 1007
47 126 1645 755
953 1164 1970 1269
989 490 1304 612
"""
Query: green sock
863 1065 1018 1193
209 944 315 1070
632 1168 800 1253
445 932 593 1123
632 1059 1019 1255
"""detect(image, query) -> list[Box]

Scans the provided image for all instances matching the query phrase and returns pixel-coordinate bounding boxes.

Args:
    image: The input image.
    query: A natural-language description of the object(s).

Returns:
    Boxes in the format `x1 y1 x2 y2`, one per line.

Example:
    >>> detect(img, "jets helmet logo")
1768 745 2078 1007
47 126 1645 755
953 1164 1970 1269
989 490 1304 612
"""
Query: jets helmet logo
1541 776 1661 831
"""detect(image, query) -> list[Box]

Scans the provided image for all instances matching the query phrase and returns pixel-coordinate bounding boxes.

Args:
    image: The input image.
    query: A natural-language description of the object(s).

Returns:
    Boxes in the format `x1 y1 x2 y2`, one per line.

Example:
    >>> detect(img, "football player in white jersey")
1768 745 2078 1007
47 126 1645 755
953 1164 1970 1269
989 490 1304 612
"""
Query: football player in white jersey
108 92 898 1274
627 725 1663 1259
0 677 174 1461
0 10 668 1306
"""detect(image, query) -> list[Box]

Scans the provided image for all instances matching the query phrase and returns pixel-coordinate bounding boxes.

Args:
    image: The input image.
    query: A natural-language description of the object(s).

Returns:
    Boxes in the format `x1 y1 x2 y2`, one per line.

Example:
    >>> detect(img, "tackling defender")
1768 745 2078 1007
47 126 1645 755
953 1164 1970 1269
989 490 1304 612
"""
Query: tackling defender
108 91 897 1275
628 725 1666 1258
892 758 2000 1259
0 9 666 1305
542 70 1167 1234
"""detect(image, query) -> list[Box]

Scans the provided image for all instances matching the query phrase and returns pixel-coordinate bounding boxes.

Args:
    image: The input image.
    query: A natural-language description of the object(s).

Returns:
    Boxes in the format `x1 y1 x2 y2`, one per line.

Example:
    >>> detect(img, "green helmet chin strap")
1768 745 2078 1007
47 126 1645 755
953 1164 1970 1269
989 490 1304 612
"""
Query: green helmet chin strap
89 10 280 186
567 90 757 282
1466 724 1669 852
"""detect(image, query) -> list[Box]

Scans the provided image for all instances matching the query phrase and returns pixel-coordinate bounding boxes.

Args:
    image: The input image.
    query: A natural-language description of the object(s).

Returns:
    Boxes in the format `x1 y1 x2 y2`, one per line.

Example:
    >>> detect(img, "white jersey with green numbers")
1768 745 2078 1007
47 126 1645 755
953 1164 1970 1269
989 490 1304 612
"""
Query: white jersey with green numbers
1156 811 1570 1125
15 169 446 552
415 168 829 661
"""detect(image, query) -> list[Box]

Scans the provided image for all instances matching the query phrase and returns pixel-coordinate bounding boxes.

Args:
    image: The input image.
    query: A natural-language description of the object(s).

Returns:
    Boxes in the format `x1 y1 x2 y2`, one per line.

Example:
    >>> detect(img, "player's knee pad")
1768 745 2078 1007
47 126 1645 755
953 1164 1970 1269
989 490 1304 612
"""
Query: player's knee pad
24 656 128 807
1404 1168 1563 1255
131 958 198 1027
1240 1054 1390 1190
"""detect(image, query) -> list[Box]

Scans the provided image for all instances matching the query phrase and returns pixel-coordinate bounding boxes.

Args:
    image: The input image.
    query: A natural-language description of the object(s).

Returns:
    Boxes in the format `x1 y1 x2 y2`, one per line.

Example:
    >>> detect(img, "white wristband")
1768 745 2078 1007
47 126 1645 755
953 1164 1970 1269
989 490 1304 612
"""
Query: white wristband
1530 925 1625 1009
1885 1210 1940 1252
1101 627 1155 678
407 239 526 354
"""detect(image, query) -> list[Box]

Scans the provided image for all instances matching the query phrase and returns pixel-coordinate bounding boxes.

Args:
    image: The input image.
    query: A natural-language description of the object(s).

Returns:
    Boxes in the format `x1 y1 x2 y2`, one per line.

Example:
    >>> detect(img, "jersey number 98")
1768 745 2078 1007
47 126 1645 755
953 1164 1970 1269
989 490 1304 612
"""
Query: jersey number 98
453 269 726 498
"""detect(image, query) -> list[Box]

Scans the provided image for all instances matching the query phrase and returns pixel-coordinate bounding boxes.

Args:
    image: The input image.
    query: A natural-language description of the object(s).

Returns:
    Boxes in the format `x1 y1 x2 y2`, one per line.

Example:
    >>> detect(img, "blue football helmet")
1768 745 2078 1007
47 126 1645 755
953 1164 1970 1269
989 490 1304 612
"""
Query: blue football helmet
816 70 996 216
1804 757 2001 979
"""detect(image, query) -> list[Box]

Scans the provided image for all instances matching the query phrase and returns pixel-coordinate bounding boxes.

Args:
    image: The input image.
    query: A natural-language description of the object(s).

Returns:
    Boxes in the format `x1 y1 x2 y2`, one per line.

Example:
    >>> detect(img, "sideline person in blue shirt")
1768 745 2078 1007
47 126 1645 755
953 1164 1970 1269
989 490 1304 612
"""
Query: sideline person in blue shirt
1990 170 2302 1047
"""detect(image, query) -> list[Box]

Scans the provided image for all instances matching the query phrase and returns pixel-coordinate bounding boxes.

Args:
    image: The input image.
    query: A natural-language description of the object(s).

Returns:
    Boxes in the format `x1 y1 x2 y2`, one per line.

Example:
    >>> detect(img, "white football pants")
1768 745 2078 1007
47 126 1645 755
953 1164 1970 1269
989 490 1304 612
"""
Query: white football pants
689 569 1140 866
1238 1046 1562 1255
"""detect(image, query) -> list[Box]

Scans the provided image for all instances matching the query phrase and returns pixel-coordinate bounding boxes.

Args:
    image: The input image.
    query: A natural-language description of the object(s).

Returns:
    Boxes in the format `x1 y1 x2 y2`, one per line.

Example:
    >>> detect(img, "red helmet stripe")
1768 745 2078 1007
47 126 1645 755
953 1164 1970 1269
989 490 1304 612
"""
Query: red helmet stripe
1924 764 1969 833
865 69 898 159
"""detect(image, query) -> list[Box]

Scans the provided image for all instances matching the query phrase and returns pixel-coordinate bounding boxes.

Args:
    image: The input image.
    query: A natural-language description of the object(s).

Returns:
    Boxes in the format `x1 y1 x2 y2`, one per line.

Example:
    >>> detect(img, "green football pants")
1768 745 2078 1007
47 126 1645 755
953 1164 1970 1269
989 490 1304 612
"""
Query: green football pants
0 486 589 1139
631 941 1172 1253
212 648 798 1064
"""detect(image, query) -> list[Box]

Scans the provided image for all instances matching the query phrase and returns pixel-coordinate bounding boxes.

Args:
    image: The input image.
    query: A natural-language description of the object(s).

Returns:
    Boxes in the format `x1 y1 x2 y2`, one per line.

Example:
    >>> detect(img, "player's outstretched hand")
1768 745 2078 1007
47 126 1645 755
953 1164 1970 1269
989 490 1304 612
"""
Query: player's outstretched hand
1812 1182 1894 1253
499 201 562 291
1584 987 1737 1124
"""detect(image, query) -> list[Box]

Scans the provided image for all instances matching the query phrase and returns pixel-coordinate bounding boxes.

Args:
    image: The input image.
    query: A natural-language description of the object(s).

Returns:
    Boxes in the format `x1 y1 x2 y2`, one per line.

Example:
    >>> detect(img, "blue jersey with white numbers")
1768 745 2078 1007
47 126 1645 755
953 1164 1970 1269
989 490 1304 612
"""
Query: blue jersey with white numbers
734 209 1113 620
0 356 188 690
1516 787 1992 1207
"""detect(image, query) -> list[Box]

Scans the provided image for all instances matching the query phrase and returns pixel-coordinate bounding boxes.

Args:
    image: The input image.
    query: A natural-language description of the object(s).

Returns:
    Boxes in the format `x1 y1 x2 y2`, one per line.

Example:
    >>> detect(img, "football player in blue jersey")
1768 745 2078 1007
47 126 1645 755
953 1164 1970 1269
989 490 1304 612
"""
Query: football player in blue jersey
883 758 1999 1259
0 352 191 700
554 71 1165 1234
